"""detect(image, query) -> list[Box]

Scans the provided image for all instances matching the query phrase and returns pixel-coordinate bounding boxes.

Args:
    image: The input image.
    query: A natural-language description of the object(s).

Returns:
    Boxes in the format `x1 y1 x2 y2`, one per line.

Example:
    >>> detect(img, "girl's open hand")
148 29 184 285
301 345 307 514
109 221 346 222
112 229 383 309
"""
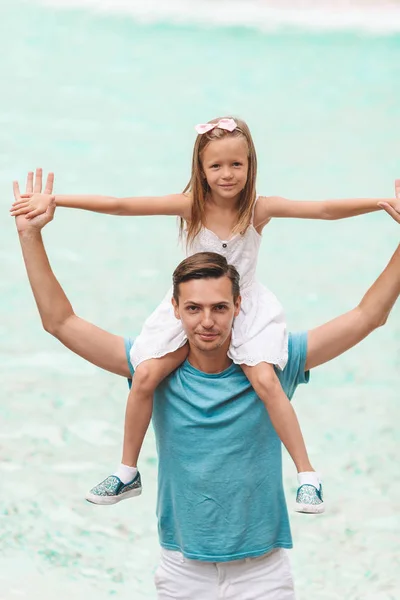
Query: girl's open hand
10 168 54 219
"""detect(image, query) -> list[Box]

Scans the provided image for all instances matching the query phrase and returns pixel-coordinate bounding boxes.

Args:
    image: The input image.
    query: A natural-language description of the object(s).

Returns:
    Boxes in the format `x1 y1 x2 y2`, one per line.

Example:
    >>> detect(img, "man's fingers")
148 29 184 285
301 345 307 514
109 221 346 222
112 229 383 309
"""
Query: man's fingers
43 172 54 195
395 179 400 199
33 168 42 193
13 181 21 201
26 172 34 194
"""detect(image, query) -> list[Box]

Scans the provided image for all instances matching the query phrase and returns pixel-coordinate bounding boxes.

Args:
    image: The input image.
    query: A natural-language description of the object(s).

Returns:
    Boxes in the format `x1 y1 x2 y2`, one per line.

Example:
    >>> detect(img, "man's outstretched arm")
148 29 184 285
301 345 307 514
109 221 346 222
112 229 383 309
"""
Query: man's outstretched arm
306 241 400 371
15 173 130 378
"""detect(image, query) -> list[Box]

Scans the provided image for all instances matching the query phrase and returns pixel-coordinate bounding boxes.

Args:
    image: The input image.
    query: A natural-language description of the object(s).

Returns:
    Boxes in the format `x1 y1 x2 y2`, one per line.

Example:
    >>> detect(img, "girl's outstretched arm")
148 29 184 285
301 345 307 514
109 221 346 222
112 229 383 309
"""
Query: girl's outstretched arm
255 180 400 226
10 168 191 220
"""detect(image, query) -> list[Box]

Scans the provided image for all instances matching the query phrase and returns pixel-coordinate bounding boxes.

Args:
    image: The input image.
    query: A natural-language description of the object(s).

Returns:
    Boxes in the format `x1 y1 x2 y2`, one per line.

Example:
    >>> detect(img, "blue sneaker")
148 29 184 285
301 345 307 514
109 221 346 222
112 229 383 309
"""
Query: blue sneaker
295 483 325 514
86 472 142 505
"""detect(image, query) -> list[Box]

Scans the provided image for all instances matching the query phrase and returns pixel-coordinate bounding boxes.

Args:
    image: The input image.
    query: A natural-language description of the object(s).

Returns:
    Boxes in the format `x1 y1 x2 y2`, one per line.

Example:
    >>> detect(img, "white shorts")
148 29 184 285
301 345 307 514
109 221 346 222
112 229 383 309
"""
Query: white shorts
155 547 296 600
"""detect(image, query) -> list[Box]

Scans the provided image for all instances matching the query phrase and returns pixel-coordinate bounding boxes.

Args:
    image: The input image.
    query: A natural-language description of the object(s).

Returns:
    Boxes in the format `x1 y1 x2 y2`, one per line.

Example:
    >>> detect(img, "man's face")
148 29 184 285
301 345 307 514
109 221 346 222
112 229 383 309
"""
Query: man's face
172 276 241 354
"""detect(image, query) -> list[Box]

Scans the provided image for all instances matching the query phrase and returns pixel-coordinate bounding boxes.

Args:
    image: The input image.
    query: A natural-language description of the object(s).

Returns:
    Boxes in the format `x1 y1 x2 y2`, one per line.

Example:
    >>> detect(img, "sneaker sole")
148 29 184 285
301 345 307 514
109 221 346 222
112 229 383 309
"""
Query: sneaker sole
85 487 142 506
295 501 325 514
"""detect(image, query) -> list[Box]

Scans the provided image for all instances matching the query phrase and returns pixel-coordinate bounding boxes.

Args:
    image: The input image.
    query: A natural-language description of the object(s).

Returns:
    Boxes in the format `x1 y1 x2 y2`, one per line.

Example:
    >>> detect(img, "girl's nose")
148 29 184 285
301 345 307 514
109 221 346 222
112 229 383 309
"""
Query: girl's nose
221 168 233 179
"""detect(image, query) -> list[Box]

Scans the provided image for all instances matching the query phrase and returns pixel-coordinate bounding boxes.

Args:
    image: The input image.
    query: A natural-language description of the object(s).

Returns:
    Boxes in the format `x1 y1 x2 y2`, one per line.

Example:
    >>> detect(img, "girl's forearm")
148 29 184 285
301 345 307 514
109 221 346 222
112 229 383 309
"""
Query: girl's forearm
54 195 121 214
52 193 187 217
324 198 395 220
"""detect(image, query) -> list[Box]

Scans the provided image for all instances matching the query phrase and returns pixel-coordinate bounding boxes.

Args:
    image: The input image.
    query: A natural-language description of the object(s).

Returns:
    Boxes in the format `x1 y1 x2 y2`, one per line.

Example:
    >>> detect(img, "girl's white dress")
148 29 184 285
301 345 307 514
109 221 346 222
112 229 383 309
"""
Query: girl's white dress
131 199 288 370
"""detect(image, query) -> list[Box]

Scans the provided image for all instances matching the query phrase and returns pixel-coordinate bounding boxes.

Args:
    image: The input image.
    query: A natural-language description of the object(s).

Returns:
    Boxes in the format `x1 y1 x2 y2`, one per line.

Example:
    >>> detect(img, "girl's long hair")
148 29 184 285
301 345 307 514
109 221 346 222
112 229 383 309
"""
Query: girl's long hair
181 116 257 246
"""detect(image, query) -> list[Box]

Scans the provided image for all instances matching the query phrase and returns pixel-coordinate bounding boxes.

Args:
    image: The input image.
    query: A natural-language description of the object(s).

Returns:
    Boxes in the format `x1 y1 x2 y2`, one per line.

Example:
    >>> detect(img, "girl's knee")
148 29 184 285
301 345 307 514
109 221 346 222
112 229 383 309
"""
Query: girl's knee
133 362 159 394
247 363 280 395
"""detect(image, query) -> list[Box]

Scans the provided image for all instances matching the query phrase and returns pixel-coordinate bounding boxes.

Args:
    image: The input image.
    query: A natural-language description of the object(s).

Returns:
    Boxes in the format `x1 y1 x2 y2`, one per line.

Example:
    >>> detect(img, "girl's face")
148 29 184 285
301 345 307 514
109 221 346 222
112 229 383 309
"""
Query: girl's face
201 137 249 201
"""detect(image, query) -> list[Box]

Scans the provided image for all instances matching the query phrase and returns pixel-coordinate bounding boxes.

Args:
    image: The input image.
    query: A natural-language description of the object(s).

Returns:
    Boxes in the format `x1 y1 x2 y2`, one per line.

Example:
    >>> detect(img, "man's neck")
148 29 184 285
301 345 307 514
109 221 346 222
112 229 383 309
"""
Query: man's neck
186 344 233 374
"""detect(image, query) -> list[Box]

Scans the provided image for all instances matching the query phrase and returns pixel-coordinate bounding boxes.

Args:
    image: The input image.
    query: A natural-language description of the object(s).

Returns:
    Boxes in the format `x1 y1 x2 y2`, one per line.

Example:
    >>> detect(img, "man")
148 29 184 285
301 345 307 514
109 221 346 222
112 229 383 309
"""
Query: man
15 174 400 599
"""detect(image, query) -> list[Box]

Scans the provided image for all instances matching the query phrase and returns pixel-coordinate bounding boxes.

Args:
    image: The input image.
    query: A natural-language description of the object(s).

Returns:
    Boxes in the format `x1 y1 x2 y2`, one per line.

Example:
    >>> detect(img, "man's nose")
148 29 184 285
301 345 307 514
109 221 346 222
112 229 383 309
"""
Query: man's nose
201 311 215 328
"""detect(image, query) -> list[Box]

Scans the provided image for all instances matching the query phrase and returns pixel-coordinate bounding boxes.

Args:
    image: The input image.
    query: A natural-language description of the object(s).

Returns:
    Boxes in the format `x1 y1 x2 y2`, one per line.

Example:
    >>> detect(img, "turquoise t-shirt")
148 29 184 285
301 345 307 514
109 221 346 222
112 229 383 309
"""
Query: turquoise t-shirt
124 332 309 562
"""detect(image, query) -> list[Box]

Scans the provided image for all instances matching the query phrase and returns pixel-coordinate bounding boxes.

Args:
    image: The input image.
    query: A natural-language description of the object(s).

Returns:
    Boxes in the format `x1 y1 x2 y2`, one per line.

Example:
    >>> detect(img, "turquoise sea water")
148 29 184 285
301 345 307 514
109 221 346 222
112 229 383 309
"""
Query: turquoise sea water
1 1 399 598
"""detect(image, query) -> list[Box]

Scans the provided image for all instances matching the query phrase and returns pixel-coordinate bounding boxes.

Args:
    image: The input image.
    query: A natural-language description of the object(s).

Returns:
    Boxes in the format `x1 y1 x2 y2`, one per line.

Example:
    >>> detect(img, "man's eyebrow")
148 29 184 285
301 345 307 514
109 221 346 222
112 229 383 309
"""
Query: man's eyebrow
182 300 230 306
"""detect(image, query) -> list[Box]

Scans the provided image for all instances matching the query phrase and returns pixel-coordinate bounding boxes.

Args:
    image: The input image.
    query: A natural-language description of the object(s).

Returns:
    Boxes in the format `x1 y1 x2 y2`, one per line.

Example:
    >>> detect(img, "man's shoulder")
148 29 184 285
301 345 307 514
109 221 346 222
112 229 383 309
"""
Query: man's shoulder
279 331 309 396
287 331 308 355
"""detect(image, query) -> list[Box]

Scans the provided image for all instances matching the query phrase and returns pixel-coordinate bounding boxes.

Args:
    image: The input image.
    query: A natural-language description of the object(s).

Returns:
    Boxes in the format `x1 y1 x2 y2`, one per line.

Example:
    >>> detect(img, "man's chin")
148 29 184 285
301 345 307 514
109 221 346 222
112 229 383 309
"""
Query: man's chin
191 337 223 353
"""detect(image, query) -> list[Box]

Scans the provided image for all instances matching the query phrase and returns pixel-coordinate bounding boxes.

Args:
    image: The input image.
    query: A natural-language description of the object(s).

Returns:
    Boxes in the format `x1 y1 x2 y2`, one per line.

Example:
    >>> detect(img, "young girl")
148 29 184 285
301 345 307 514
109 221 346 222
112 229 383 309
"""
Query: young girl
11 117 398 513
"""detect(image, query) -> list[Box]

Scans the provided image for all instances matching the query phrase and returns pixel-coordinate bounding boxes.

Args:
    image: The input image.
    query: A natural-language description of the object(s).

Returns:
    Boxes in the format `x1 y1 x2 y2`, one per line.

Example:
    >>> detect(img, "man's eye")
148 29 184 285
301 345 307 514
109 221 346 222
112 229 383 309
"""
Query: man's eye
215 305 227 311
187 306 199 312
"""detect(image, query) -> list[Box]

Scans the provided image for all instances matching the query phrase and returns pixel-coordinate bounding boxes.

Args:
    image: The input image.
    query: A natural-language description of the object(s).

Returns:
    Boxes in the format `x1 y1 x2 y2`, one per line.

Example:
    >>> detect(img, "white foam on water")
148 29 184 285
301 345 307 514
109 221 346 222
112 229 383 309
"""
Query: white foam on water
68 420 119 445
0 462 22 471
51 461 98 472
33 0 400 33
0 424 65 445
0 352 98 373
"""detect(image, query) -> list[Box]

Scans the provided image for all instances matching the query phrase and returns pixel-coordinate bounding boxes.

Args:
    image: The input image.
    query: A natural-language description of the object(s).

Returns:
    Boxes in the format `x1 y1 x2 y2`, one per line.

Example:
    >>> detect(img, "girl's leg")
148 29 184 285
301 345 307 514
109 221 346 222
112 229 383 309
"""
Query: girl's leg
122 344 188 467
241 362 313 472
86 344 188 505
241 362 324 513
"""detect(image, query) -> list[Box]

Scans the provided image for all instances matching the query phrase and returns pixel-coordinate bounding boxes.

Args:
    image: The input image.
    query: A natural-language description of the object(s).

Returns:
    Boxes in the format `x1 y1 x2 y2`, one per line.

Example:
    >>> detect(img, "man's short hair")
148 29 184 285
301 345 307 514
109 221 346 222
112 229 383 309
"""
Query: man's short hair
172 252 240 303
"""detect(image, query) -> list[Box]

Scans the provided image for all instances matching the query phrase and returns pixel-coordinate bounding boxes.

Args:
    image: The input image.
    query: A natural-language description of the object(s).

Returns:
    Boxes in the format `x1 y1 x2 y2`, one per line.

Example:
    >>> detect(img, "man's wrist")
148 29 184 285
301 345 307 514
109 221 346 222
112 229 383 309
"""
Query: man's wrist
18 227 43 241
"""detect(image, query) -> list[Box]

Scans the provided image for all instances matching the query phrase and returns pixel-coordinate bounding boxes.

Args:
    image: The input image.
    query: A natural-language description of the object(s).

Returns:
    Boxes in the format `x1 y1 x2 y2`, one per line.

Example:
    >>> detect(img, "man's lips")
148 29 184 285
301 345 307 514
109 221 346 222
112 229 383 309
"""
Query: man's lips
197 332 219 340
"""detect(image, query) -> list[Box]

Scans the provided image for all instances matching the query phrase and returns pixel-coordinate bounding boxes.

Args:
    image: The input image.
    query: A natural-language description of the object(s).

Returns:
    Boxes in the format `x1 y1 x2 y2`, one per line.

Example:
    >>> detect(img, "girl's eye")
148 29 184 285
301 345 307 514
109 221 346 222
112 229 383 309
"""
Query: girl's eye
233 162 242 167
211 164 219 169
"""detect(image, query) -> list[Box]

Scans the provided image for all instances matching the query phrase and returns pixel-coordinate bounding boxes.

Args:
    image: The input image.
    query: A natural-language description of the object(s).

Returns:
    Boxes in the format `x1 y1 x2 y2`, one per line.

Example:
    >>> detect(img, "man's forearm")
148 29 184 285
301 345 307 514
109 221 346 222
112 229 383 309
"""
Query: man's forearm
358 243 400 325
18 229 74 333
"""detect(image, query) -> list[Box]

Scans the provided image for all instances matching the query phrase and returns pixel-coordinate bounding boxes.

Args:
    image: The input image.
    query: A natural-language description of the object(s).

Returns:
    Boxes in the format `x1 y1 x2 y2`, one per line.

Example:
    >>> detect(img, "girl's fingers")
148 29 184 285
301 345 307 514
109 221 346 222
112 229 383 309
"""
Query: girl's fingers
26 172 34 194
33 168 42 193
26 209 42 219
9 204 29 213
43 172 54 195
11 200 29 209
13 181 21 201
10 207 30 217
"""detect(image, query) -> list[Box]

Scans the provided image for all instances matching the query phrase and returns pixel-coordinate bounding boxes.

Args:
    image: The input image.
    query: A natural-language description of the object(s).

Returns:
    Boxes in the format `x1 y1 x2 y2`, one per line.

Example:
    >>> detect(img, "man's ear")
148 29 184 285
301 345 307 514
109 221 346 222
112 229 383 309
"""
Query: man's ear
171 297 181 320
234 295 241 318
